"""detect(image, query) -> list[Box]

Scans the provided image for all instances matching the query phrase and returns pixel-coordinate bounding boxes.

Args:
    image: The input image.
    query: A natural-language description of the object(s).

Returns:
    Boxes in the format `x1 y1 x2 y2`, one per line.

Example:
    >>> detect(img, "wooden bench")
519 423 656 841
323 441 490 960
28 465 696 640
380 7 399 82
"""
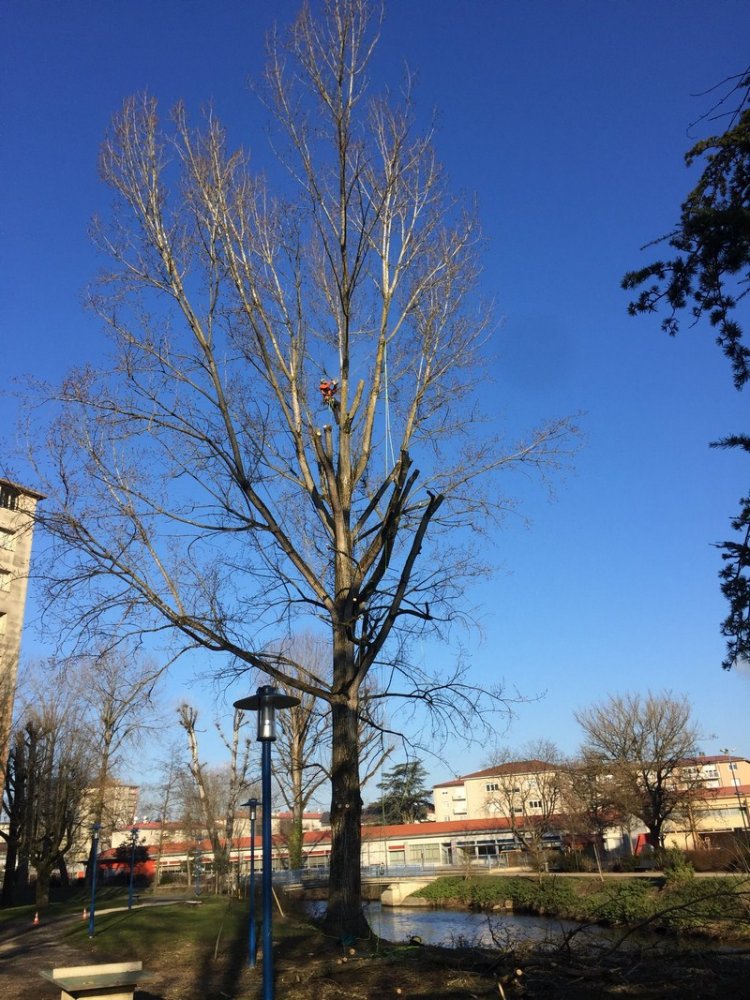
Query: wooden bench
40 960 152 1000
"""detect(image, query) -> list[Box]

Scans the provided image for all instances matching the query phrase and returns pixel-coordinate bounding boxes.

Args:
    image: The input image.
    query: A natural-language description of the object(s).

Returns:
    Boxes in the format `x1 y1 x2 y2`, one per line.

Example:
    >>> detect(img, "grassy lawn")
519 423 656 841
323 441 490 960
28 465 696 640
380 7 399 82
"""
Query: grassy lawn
65 896 249 956
0 886 132 927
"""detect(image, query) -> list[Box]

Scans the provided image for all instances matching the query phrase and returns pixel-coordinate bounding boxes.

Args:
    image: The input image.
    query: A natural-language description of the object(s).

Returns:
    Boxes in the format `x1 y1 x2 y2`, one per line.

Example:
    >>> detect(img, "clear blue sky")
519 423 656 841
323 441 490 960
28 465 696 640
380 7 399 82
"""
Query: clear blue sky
2 1 749 791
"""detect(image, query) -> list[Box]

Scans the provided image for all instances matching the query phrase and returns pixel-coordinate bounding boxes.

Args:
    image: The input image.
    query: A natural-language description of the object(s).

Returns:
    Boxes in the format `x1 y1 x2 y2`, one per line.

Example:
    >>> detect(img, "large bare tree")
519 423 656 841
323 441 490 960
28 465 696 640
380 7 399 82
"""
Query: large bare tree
575 691 701 848
27 0 574 932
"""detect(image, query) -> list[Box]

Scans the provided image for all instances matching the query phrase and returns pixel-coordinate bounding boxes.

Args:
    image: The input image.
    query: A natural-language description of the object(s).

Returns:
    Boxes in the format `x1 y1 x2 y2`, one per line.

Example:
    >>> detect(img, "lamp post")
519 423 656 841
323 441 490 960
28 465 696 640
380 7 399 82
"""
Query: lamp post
234 686 299 1000
127 827 140 911
194 843 203 896
241 797 259 967
88 823 101 938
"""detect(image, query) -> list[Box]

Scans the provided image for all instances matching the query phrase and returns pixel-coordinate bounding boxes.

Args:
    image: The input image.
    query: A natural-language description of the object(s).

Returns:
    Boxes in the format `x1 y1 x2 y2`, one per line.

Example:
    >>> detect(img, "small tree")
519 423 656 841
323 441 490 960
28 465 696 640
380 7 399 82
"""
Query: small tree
560 753 618 874
371 760 431 824
178 704 252 891
483 742 562 867
575 691 701 848
2 671 95 905
76 648 162 884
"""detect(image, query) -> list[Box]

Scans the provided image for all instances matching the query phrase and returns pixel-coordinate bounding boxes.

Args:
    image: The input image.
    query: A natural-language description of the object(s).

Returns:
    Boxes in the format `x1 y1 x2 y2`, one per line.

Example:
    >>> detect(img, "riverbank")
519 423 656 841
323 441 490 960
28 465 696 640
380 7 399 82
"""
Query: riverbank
409 873 750 942
3 893 750 999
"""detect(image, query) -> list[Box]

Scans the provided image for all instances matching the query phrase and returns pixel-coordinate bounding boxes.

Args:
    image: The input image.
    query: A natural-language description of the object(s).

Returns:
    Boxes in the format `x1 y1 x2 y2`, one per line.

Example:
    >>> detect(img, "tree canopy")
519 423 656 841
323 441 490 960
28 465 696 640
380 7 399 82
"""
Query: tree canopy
369 760 431 825
575 691 700 847
623 69 750 670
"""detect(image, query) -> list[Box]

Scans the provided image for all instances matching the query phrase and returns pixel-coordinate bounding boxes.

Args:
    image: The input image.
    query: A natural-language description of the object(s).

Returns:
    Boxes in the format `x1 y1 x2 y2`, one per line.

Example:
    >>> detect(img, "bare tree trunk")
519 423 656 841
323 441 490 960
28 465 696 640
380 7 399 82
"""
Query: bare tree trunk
325 626 367 935
35 864 51 906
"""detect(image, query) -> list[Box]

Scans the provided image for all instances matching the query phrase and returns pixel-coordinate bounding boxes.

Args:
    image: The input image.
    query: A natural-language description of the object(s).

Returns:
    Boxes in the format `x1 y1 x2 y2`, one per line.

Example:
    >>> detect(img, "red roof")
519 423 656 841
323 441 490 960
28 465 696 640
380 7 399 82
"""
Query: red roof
100 815 540 861
433 760 556 788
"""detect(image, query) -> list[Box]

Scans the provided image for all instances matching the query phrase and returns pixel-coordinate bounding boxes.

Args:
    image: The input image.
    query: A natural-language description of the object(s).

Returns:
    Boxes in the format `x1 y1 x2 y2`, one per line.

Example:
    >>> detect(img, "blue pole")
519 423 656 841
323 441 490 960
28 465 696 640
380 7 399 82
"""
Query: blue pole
88 825 100 938
249 812 257 967
261 740 273 1000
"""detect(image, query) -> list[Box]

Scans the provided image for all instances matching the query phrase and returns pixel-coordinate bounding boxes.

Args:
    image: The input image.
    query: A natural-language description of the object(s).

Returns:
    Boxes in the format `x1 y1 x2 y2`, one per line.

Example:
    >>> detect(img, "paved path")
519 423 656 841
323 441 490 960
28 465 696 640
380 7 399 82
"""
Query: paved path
0 900 194 999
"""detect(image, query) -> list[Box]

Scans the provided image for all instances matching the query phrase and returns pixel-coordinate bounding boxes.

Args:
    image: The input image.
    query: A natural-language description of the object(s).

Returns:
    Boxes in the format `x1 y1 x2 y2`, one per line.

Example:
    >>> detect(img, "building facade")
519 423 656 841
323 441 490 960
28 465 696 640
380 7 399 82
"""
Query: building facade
433 755 750 851
0 479 43 782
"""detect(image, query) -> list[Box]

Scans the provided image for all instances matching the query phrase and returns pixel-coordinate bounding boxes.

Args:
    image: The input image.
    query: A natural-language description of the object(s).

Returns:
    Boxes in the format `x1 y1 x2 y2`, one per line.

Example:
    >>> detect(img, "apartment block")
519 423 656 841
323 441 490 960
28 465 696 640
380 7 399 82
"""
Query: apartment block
0 479 44 780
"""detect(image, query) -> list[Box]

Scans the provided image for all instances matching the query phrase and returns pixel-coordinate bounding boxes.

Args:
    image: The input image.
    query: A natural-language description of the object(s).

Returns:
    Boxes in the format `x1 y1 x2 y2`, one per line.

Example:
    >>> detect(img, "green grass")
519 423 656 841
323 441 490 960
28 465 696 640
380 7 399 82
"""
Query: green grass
0 887 132 926
62 896 246 956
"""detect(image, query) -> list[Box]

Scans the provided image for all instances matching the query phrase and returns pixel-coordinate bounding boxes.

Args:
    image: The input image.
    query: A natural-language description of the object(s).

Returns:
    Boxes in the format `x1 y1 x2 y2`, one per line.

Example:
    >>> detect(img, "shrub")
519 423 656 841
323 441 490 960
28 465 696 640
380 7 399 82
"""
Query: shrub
554 851 598 873
659 848 694 883
587 879 653 925
657 876 748 931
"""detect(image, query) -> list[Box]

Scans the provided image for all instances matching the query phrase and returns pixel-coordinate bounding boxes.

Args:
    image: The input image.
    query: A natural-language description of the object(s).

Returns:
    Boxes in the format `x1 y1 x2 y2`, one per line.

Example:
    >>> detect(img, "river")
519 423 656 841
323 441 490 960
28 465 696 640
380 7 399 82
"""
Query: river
308 900 586 948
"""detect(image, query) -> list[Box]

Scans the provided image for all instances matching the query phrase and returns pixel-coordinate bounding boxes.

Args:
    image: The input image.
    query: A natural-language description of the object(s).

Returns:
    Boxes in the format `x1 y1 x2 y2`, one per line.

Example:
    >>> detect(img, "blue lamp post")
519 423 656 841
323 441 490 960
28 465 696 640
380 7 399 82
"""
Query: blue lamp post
234 686 299 1000
127 827 140 911
240 797 259 967
88 823 101 938
194 843 203 896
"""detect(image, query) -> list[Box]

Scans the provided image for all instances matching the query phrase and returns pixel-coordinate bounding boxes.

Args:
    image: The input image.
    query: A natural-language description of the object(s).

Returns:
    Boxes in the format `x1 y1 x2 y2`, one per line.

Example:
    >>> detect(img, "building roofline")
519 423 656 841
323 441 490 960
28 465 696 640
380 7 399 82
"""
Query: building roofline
0 477 46 501
434 759 557 787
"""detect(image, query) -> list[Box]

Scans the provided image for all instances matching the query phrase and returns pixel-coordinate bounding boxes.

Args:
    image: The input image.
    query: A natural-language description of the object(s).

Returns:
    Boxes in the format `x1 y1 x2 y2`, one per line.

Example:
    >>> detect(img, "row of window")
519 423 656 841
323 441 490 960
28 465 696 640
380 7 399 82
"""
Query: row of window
0 528 16 551
0 485 20 510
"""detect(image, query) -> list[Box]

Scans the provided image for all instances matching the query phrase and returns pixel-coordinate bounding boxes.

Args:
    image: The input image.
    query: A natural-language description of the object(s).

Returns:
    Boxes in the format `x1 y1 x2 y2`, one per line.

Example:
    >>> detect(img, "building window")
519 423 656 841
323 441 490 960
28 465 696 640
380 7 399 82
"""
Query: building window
485 782 499 792
0 485 19 511
529 800 542 809
0 529 15 552
409 843 440 862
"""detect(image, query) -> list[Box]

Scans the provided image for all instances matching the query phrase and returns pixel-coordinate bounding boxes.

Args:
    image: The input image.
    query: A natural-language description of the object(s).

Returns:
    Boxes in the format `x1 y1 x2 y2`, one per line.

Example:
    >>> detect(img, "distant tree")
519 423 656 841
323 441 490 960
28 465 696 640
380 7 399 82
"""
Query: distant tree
559 752 619 873
75 648 163 885
575 691 701 848
483 741 562 866
178 704 253 890
139 743 186 890
1 667 95 905
271 633 393 866
370 760 431 824
623 69 750 669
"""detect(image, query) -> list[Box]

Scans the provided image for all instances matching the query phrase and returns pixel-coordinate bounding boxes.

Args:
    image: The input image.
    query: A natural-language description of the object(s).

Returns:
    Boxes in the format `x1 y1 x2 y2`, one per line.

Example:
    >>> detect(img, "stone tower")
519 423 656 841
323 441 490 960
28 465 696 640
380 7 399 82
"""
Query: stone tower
0 478 44 779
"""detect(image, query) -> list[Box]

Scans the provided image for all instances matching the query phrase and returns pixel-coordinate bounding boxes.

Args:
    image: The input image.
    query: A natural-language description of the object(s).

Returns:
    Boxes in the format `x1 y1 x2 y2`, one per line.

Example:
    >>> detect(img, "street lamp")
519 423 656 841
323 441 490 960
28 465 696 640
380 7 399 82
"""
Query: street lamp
88 823 101 939
234 686 299 1000
240 797 259 967
127 827 140 911
193 843 203 897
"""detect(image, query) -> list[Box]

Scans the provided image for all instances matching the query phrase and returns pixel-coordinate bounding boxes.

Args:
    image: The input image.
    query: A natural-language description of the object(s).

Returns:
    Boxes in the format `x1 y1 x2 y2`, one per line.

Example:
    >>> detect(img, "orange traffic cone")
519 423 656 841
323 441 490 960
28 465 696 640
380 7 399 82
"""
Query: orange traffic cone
32 912 40 926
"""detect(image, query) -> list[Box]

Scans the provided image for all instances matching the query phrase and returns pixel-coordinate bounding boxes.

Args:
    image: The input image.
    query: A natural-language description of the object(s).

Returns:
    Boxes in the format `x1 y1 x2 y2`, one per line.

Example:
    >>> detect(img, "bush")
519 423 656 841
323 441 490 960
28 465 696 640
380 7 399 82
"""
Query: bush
609 853 639 873
412 876 578 916
657 876 749 931
587 880 653 925
554 851 598 873
659 848 694 882
683 848 737 872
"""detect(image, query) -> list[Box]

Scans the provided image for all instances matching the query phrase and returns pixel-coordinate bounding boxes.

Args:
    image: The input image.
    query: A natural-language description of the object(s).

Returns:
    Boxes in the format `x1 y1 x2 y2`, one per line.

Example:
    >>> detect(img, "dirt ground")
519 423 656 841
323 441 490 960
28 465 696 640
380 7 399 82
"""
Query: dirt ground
2 906 750 1000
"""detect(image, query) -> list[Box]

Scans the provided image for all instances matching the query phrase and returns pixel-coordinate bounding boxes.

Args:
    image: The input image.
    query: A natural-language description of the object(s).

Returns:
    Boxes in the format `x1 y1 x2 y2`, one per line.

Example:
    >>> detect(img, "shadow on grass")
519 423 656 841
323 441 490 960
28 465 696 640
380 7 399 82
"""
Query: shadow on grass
196 899 254 1000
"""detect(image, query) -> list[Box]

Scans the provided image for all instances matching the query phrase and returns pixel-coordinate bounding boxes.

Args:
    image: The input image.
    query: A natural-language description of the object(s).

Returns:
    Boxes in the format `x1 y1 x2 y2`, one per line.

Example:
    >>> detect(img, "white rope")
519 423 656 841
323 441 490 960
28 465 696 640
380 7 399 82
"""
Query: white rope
383 341 395 474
